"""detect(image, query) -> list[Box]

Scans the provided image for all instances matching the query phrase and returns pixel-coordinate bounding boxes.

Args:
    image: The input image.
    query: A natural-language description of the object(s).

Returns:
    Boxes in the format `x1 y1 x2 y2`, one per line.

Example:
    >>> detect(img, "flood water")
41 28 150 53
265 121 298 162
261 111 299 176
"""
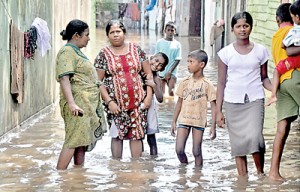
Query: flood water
0 28 299 191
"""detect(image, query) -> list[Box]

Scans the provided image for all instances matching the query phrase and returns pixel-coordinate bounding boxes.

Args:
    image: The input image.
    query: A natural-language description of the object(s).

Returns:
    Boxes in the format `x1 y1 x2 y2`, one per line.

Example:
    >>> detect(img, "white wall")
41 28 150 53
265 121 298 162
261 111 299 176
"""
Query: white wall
203 0 217 56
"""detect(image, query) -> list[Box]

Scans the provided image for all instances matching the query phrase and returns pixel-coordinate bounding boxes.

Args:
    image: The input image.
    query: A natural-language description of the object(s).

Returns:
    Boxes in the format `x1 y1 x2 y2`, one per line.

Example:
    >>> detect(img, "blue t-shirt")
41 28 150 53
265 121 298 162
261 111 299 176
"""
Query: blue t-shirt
155 38 182 78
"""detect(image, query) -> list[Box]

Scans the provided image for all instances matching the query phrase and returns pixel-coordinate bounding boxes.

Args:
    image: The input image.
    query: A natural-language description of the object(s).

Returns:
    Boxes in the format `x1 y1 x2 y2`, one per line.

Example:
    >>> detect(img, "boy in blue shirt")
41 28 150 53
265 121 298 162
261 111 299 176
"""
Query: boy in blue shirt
155 21 182 96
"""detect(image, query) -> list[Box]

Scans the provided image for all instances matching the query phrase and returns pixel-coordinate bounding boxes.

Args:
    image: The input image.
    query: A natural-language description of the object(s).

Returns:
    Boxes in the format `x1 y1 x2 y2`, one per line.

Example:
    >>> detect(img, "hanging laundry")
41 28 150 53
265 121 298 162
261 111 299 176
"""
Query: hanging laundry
10 22 25 103
118 3 128 19
125 3 132 18
145 0 157 11
31 17 51 57
131 3 141 21
24 26 38 59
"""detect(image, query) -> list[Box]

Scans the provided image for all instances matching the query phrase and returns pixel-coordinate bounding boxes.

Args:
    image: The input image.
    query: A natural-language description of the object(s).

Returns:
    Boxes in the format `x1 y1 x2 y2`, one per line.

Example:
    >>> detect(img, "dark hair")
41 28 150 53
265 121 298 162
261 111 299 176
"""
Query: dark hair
188 49 208 65
154 52 169 71
105 20 127 36
290 1 300 17
60 19 88 41
164 21 176 31
276 3 293 23
231 11 253 29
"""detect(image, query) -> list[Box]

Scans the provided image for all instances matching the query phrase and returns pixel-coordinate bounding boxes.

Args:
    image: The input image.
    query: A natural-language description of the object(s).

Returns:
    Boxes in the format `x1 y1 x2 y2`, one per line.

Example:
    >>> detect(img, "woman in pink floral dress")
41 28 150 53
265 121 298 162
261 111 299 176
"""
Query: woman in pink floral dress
94 20 153 158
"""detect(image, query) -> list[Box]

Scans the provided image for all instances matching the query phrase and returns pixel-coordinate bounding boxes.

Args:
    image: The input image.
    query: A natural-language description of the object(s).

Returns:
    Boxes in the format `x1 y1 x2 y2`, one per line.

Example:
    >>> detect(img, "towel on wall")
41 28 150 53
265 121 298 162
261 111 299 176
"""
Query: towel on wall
10 22 24 103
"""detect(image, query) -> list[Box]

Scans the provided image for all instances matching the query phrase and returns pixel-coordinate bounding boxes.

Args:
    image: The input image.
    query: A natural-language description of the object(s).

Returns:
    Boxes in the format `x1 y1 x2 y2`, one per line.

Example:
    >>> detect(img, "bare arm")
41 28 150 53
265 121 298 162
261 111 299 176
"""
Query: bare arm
169 60 181 73
260 61 272 92
59 75 83 116
171 97 182 137
164 60 180 80
142 60 153 80
97 69 121 114
97 70 111 103
216 58 227 128
142 60 153 109
209 100 217 140
285 46 300 56
152 75 164 103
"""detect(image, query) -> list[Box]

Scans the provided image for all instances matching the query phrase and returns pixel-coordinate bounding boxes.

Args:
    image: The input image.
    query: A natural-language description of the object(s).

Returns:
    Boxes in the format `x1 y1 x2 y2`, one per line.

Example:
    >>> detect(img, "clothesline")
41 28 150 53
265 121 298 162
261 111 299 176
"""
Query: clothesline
1 0 12 21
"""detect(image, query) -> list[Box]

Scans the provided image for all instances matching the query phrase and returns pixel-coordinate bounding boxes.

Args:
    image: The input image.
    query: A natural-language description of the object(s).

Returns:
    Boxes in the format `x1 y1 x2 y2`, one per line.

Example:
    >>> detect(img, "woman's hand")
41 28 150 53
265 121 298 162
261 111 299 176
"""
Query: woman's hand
68 101 84 116
59 76 84 116
142 94 152 109
108 100 121 114
216 111 225 128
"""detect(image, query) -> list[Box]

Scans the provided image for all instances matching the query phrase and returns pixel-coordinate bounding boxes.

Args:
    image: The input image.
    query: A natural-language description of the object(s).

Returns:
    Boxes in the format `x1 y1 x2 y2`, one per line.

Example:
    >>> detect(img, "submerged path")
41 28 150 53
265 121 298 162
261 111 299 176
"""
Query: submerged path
0 29 299 191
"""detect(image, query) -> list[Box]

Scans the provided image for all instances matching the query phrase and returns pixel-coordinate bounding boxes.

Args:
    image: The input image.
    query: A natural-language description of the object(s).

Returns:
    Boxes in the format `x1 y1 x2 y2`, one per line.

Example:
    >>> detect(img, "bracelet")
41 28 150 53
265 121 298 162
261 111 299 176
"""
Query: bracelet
106 99 114 106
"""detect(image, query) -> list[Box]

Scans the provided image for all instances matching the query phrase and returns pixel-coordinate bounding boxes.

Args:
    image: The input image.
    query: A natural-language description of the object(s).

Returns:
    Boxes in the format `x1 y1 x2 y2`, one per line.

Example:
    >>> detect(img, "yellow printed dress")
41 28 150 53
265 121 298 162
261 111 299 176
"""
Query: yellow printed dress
56 44 107 151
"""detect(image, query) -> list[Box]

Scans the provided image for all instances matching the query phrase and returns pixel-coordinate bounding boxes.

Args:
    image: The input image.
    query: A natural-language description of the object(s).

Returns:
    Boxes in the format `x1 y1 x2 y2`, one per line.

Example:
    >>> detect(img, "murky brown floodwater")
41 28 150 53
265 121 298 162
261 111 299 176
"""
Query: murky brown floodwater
0 29 299 191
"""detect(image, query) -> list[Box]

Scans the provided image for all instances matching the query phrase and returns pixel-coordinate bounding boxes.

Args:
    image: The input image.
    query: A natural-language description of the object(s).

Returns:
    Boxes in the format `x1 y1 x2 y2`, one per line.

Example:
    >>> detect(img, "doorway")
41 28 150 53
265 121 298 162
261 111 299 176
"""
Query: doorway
189 0 201 36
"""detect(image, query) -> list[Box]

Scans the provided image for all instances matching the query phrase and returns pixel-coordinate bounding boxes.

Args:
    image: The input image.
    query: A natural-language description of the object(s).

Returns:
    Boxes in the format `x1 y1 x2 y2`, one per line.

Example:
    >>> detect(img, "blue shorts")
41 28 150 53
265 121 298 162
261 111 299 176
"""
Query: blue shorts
177 124 205 131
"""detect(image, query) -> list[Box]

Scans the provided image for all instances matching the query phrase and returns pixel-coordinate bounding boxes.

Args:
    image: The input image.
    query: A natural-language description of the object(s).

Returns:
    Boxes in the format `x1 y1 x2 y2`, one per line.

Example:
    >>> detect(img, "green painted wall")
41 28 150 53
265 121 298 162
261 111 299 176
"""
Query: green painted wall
0 0 55 135
0 0 93 136
247 0 295 68
247 0 279 68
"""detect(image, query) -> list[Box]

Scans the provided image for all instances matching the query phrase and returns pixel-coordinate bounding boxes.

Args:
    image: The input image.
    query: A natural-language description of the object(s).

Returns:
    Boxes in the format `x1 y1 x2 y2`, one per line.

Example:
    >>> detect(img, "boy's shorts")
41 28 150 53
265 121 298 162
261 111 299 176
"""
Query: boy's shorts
177 124 205 131
277 70 300 121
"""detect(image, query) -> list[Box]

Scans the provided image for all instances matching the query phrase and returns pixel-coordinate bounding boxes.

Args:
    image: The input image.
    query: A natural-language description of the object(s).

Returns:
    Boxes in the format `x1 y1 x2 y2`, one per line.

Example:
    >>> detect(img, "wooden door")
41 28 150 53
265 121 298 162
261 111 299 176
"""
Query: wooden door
189 0 201 36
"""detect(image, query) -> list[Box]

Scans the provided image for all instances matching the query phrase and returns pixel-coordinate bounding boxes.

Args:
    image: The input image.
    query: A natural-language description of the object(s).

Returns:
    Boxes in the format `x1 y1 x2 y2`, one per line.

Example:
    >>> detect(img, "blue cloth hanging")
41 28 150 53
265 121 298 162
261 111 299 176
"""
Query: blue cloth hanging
145 0 157 11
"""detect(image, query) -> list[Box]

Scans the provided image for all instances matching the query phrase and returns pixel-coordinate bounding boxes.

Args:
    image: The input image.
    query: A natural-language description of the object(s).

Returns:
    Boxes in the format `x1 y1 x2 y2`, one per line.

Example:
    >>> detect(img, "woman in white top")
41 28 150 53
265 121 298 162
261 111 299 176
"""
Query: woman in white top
216 11 272 177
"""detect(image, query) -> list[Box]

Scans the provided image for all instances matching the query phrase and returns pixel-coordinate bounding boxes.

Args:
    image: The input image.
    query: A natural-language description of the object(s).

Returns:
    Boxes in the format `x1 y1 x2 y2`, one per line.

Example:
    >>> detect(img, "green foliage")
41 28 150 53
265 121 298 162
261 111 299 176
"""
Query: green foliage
95 0 113 11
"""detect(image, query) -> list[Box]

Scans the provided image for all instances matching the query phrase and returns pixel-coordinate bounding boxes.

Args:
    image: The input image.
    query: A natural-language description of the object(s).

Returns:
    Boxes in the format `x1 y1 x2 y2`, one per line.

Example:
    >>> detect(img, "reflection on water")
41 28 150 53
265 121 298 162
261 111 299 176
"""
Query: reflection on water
0 28 299 191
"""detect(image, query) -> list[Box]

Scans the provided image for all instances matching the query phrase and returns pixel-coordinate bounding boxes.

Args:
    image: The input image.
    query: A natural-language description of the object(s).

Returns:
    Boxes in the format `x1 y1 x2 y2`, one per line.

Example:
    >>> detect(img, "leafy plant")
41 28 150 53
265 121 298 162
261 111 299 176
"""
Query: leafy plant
95 0 114 11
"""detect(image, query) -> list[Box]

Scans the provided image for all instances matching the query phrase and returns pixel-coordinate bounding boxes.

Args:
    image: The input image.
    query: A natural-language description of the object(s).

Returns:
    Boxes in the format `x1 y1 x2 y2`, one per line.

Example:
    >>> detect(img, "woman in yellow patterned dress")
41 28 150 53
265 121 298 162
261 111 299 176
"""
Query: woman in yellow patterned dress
56 19 106 170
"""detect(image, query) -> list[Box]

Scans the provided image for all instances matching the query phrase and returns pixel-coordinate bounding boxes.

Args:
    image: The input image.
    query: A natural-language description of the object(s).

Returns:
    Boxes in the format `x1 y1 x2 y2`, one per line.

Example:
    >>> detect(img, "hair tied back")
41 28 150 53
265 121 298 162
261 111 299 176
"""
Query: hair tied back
60 30 67 40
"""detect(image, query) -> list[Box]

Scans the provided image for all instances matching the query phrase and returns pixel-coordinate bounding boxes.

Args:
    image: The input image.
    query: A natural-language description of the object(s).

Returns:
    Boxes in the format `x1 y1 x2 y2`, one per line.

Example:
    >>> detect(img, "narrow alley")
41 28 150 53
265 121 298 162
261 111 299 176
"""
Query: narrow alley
0 28 299 191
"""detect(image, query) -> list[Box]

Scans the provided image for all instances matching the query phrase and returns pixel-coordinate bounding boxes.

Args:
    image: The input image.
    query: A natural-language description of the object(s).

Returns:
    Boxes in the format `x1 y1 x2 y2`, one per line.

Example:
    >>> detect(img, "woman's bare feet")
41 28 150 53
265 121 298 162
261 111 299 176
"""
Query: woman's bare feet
269 172 285 181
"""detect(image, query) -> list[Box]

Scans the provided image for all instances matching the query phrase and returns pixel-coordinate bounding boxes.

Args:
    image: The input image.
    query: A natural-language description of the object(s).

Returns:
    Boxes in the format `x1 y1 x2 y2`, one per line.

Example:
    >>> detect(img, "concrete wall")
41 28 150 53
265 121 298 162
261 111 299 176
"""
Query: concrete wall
0 0 92 136
175 0 190 36
203 0 218 54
